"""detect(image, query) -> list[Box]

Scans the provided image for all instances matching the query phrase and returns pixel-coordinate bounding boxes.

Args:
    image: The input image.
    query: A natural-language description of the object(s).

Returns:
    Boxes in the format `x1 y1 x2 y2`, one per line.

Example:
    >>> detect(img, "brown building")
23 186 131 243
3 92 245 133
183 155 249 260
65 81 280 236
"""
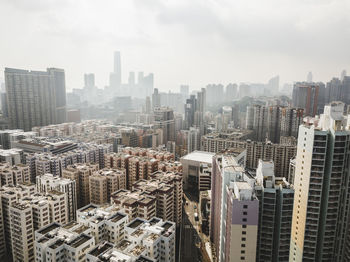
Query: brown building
62 163 99 208
89 168 126 205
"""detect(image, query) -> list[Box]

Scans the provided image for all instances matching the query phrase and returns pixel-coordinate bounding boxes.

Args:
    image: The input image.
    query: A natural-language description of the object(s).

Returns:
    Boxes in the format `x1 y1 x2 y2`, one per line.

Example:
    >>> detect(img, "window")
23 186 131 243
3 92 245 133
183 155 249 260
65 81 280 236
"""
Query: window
243 205 248 209
242 218 247 222
242 231 246 235
241 250 245 254
243 212 247 215
241 257 245 260
242 225 247 228
241 237 246 241
241 244 246 248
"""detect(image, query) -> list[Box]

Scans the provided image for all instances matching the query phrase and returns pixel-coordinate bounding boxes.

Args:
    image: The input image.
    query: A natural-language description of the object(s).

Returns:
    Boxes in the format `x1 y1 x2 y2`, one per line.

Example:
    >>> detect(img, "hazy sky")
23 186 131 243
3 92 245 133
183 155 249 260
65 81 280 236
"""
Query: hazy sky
0 0 349 92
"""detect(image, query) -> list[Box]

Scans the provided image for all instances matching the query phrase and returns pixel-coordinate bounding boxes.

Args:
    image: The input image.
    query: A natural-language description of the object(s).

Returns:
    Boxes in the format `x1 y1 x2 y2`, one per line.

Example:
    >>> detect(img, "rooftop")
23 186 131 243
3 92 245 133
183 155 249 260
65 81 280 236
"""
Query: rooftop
181 151 215 163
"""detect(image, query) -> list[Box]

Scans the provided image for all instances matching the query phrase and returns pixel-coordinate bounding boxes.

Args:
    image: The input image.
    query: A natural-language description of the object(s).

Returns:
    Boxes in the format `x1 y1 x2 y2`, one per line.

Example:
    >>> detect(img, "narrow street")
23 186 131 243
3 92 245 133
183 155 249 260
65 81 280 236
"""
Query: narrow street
179 191 202 262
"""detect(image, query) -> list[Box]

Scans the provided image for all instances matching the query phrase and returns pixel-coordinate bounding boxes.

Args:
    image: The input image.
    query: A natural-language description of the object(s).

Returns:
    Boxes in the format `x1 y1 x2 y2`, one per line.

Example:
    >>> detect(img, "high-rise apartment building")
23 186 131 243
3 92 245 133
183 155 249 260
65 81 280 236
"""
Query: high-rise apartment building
255 160 294 261
210 152 258 262
154 107 175 143
109 51 122 92
36 173 77 221
89 168 126 205
252 105 268 141
5 67 67 130
292 82 319 116
280 107 304 138
62 163 99 208
290 102 350 261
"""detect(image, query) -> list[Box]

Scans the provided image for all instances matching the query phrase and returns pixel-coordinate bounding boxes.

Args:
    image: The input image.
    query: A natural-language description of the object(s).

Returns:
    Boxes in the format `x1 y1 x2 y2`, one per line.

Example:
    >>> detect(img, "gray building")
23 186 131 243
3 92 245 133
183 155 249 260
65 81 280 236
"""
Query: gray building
255 160 294 262
5 67 67 131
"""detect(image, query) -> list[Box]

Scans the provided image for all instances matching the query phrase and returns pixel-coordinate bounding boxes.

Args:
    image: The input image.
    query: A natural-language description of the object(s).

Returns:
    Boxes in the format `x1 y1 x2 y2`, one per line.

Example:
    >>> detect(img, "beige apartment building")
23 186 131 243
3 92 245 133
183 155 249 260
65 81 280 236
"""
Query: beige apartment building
62 163 99 207
89 168 126 205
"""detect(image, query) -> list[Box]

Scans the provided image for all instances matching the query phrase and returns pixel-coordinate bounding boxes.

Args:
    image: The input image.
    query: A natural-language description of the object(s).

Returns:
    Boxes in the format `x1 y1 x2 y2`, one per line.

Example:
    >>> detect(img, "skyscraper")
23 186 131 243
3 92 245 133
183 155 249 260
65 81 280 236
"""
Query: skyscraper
84 73 95 90
290 101 350 261
153 107 175 143
48 68 67 123
152 88 161 109
109 51 122 92
255 160 294 261
5 67 66 131
292 82 319 116
307 71 313 83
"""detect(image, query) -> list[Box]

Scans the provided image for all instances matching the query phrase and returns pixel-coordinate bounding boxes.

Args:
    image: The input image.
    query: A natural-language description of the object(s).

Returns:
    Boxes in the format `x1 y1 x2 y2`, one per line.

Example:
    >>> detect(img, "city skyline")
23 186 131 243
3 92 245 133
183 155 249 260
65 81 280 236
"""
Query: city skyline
0 0 349 91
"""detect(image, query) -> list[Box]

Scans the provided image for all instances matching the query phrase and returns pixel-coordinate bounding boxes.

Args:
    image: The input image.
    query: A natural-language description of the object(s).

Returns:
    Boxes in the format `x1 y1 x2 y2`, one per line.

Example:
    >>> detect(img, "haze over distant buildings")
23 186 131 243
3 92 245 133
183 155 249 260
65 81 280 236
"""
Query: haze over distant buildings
0 0 349 91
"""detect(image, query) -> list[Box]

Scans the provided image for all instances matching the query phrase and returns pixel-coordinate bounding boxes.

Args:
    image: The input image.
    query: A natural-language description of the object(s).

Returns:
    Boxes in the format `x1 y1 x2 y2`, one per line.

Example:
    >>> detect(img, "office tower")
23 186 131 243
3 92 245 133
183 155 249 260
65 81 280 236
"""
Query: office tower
5 68 67 130
197 87 206 115
280 107 304 138
255 160 294 261
180 84 189 99
307 71 313 83
292 82 319 116
109 51 122 92
290 102 350 261
184 95 196 129
145 96 151 114
225 83 238 101
252 105 268 141
154 107 175 143
84 73 95 89
341 70 347 81
211 153 258 262
62 163 99 208
152 88 161 109
48 68 67 123
36 173 77 221
267 75 280 95
89 168 126 205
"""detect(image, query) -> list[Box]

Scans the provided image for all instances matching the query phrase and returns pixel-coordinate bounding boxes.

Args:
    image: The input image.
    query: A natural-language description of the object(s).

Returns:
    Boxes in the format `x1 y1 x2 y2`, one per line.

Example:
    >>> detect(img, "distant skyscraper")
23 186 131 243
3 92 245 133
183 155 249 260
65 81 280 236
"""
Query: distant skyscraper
152 88 161 109
48 68 67 124
153 107 175 143
180 85 189 99
267 75 280 95
292 82 319 116
109 51 122 92
84 73 95 89
307 71 313 83
290 102 350 261
252 105 268 141
225 83 238 101
341 70 347 81
5 67 66 131
145 96 151 114
280 107 304 138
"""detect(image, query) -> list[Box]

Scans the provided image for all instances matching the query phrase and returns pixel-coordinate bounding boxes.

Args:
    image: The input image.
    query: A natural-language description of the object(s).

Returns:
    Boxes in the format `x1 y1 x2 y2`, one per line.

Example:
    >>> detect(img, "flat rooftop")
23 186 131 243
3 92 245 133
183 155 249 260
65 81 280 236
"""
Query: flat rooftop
69 234 91 248
181 151 215 164
128 219 144 229
37 223 61 235
89 242 114 257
